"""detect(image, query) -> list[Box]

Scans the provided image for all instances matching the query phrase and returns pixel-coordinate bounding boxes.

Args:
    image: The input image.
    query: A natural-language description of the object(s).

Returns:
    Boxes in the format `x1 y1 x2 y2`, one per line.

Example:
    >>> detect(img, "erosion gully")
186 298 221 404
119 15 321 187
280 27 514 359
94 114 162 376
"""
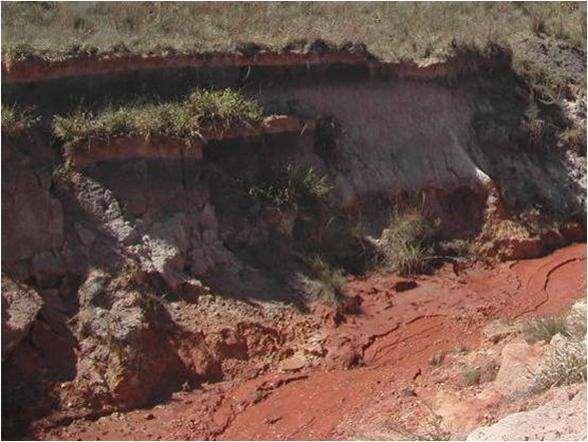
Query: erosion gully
38 243 586 441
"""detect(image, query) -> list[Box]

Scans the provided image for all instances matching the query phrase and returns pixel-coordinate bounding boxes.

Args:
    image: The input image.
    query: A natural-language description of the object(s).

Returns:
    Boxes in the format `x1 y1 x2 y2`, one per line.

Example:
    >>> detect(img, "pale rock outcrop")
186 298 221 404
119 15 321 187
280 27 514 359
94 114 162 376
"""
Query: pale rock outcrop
492 338 547 398
467 386 587 441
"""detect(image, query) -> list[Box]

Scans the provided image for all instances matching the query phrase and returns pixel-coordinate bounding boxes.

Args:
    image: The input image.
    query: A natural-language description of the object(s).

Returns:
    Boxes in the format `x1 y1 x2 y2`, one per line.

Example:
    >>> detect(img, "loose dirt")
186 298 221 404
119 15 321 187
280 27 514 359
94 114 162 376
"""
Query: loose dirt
37 243 586 440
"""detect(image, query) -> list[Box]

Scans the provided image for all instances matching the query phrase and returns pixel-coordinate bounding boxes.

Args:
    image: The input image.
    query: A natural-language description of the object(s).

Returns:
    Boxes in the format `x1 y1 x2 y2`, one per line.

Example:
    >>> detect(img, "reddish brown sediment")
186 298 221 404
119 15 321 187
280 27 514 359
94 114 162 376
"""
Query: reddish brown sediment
35 243 586 441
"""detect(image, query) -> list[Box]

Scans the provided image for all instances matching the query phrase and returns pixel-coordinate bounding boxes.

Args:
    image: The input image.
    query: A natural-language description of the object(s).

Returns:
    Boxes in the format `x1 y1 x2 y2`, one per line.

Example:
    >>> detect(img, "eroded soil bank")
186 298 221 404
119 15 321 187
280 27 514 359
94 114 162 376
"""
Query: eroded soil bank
2 40 586 441
35 243 586 441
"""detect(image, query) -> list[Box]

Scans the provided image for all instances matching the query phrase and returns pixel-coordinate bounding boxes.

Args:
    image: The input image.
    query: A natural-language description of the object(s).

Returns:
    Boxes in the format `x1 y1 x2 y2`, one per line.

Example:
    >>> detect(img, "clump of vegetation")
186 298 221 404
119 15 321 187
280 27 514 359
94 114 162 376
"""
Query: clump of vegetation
1 104 40 135
462 366 481 386
52 88 263 148
377 203 437 275
523 316 569 344
532 302 587 391
534 341 587 391
249 164 331 210
298 254 346 305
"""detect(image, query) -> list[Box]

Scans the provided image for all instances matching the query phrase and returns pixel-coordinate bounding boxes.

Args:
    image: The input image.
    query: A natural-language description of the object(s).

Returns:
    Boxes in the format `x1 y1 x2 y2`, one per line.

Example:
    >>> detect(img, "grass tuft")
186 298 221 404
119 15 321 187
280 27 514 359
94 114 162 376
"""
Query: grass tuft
377 204 437 275
249 164 331 210
523 316 570 344
1 104 40 135
52 88 263 148
299 254 346 305
462 366 481 386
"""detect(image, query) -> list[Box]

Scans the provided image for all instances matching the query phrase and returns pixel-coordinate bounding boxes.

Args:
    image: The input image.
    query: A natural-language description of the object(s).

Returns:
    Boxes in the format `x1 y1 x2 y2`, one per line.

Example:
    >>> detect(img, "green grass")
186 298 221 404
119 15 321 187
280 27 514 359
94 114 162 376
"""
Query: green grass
52 88 263 148
248 164 331 210
1 104 40 134
2 3 585 62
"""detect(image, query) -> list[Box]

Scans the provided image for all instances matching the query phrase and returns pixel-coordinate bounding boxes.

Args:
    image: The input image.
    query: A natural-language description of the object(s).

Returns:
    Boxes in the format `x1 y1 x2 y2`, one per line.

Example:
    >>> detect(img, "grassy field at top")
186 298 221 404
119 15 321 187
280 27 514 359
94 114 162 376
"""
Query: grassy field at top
1 2 586 61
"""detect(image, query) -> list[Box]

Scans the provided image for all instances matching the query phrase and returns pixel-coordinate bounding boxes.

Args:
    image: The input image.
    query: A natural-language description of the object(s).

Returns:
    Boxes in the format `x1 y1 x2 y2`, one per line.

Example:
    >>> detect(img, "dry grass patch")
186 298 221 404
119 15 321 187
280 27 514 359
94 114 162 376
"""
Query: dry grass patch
533 340 587 391
377 205 437 275
462 366 482 386
2 3 585 62
298 254 346 305
532 302 587 391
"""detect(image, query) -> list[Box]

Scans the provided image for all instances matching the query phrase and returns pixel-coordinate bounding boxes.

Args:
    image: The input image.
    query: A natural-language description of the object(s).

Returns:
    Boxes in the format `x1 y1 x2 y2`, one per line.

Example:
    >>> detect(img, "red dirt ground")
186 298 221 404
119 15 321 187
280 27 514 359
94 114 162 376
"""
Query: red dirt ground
37 243 586 440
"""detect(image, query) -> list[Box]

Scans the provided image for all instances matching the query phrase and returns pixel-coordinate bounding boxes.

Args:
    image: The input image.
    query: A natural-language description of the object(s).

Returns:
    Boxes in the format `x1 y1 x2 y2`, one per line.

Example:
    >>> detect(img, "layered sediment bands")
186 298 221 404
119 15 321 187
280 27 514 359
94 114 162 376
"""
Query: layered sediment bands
2 49 507 85
2 51 511 113
65 116 314 168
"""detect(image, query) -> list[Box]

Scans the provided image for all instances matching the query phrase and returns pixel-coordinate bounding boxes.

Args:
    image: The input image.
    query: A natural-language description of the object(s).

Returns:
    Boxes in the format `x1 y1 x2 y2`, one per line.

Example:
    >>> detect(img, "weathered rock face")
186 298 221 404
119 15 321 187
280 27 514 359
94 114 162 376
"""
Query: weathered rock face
467 385 587 441
68 282 186 410
1 276 44 361
2 135 64 273
492 338 548 398
260 81 489 235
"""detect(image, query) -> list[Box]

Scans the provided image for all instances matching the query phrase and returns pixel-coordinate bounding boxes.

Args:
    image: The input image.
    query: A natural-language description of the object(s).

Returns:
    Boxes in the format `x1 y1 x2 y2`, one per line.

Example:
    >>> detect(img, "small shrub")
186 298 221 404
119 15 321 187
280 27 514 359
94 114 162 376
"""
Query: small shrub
523 316 569 344
558 126 587 154
462 366 481 386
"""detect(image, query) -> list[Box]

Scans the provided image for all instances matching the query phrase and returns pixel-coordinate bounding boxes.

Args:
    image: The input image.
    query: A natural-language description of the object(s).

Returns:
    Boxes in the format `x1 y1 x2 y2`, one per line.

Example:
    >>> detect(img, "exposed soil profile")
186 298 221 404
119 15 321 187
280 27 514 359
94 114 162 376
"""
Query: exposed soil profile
2 6 586 440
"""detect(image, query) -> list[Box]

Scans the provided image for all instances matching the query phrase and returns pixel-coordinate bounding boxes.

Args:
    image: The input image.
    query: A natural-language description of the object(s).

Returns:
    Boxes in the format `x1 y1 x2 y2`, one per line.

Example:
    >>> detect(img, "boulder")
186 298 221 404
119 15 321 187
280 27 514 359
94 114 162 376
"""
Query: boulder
71 290 186 410
492 338 547 398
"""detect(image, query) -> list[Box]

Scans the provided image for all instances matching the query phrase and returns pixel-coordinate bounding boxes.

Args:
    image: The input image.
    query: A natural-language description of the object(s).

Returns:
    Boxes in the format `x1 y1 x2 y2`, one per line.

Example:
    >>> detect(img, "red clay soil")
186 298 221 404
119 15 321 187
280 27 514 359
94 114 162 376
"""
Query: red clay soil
37 243 586 441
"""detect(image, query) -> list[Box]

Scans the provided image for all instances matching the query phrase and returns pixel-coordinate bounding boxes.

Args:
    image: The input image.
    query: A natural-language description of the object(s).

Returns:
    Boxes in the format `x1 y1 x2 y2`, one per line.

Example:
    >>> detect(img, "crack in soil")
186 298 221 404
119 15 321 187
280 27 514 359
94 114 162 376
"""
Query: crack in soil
513 255 586 319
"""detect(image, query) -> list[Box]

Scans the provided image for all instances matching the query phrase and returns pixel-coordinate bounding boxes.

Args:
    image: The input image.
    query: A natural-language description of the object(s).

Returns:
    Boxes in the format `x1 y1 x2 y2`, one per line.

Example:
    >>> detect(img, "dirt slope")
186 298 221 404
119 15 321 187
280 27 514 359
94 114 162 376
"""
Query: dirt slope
36 243 585 440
